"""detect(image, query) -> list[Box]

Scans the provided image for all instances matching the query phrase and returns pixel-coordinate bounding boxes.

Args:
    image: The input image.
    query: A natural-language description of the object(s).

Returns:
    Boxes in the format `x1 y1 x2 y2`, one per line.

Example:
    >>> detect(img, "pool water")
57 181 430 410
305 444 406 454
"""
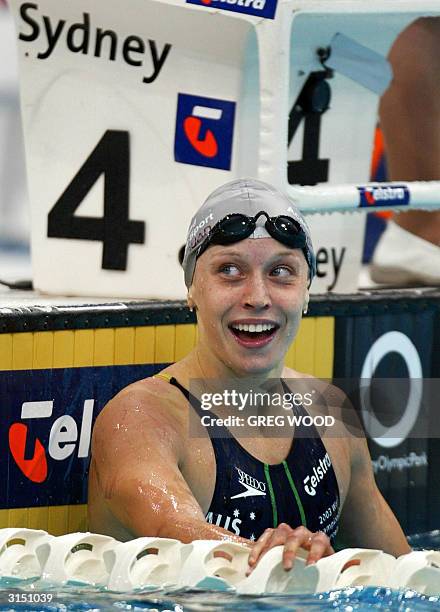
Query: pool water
1 582 439 612
0 532 439 612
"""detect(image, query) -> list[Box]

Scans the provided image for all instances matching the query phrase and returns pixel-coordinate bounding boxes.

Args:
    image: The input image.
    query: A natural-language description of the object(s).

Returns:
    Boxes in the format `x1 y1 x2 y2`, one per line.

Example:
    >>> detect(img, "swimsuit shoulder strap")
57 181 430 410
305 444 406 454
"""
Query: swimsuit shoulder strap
154 374 230 439
153 372 197 412
154 372 172 382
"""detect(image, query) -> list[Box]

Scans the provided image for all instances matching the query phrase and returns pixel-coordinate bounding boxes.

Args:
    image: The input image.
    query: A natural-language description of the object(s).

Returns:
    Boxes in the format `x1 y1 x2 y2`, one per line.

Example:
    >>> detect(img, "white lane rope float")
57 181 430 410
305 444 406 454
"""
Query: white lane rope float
0 528 440 596
289 180 440 215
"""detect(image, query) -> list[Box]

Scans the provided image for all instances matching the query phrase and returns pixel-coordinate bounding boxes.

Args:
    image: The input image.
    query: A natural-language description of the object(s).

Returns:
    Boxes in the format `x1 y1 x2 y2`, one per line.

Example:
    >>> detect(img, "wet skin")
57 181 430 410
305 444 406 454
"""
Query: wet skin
189 239 309 380
88 238 410 570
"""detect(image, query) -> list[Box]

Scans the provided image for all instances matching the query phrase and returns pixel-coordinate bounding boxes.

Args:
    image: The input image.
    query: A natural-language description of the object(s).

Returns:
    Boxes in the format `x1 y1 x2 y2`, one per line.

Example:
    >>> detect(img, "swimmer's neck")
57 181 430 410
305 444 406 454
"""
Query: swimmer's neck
188 342 286 384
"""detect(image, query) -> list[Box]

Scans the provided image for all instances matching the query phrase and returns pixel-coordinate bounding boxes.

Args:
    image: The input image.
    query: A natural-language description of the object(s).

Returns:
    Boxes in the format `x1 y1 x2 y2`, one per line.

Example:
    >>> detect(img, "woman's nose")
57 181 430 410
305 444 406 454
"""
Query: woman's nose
242 277 271 310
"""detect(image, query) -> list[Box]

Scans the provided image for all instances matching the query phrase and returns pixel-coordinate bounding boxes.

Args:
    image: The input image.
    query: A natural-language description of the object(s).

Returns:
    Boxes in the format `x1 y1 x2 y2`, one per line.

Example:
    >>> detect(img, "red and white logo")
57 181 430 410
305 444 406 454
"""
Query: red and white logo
8 400 94 483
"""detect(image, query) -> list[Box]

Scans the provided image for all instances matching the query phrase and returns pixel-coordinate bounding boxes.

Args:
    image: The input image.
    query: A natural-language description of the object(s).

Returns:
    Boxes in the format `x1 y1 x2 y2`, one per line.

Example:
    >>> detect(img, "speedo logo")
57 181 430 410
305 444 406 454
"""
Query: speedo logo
186 0 277 20
357 184 410 208
303 453 331 497
8 400 94 483
231 467 266 499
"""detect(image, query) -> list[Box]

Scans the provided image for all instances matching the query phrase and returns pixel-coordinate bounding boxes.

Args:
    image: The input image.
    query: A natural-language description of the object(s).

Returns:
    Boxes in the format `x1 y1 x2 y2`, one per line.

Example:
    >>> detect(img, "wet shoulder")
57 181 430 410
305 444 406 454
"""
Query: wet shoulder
94 373 191 437
282 368 357 439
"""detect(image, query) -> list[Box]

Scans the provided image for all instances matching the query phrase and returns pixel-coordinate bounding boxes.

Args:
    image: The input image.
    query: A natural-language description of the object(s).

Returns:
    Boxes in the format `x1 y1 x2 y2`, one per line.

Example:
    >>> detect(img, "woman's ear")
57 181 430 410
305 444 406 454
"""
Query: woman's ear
302 291 310 315
187 289 196 313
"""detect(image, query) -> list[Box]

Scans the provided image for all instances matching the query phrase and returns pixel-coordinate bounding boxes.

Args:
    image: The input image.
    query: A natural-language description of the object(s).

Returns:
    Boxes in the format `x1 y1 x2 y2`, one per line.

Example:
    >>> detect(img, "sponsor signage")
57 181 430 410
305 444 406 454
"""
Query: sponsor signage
174 93 236 171
0 364 161 508
357 184 410 208
231 467 266 499
303 453 331 496
333 308 438 534
186 0 278 20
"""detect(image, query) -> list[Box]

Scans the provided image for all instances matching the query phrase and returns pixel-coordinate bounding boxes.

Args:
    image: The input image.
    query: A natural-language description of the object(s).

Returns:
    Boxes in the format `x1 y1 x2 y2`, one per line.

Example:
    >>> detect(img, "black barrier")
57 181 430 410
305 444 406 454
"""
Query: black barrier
1 289 440 333
334 303 440 535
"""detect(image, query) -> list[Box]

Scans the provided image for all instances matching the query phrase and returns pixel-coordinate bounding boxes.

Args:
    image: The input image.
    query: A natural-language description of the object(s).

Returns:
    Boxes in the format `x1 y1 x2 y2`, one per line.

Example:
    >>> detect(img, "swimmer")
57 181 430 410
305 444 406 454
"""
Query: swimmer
88 178 410 571
372 17 440 285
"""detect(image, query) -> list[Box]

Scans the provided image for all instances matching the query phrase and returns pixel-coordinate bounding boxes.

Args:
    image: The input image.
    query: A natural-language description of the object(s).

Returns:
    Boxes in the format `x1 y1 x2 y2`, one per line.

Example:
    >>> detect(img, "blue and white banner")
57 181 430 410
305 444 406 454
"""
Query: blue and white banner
0 364 164 508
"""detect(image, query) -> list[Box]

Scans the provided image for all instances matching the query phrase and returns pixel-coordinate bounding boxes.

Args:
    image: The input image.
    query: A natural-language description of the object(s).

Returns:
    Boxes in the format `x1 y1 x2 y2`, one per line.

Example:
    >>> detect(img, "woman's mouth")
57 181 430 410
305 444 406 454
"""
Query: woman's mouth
229 322 279 348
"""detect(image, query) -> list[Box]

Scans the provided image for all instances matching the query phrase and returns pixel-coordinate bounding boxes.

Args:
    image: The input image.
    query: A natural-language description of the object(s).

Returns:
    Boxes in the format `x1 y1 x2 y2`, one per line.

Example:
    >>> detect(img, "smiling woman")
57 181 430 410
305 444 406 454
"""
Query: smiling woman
88 178 410 573
188 239 308 377
180 179 313 378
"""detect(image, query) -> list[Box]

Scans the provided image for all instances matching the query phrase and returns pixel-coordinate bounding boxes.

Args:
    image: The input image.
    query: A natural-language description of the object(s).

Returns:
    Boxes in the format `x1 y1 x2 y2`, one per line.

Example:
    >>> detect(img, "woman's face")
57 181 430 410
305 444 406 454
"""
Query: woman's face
190 237 309 378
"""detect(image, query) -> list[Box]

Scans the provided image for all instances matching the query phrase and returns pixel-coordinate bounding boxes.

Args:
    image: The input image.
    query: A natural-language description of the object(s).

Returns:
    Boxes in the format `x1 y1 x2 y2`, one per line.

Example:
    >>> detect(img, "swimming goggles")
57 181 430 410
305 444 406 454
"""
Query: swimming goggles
196 210 307 258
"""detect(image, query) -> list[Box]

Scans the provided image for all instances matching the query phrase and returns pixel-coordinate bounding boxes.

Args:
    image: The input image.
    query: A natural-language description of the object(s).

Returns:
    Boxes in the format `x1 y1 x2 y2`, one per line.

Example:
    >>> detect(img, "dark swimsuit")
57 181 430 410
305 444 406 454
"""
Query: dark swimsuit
163 375 340 542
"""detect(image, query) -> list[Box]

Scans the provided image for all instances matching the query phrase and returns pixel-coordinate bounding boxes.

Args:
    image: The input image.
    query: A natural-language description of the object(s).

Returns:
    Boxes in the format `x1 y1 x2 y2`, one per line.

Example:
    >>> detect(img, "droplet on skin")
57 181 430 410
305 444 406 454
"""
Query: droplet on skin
170 495 178 511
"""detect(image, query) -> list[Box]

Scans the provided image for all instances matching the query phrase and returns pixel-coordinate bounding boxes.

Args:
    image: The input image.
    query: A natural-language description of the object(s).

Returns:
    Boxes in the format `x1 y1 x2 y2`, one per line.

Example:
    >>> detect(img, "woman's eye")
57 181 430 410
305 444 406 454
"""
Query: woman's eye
219 264 241 276
271 266 292 277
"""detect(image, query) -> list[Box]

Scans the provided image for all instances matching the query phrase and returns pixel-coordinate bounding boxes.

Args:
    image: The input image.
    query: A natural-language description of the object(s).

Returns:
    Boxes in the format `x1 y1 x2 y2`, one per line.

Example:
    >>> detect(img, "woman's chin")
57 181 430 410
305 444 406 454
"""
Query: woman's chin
226 355 281 379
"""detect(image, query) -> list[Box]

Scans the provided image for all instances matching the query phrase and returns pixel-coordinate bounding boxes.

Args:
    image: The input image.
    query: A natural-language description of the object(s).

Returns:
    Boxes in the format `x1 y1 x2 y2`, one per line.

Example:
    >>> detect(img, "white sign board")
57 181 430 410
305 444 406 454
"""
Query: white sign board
9 0 440 297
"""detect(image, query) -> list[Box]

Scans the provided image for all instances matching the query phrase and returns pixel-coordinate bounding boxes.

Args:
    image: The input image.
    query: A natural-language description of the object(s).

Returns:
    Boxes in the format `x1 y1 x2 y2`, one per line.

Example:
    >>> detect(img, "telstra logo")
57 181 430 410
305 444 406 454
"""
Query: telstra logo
186 0 277 19
357 184 410 208
174 93 235 171
8 400 94 483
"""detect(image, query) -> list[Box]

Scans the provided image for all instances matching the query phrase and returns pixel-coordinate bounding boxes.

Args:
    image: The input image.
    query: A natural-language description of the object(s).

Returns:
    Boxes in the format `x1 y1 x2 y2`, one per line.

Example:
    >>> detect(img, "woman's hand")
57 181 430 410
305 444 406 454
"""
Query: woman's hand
247 524 334 573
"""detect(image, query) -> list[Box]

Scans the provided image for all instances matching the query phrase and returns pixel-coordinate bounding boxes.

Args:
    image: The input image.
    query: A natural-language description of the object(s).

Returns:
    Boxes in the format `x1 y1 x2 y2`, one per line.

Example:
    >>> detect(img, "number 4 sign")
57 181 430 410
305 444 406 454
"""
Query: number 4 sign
47 131 145 271
10 0 250 298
